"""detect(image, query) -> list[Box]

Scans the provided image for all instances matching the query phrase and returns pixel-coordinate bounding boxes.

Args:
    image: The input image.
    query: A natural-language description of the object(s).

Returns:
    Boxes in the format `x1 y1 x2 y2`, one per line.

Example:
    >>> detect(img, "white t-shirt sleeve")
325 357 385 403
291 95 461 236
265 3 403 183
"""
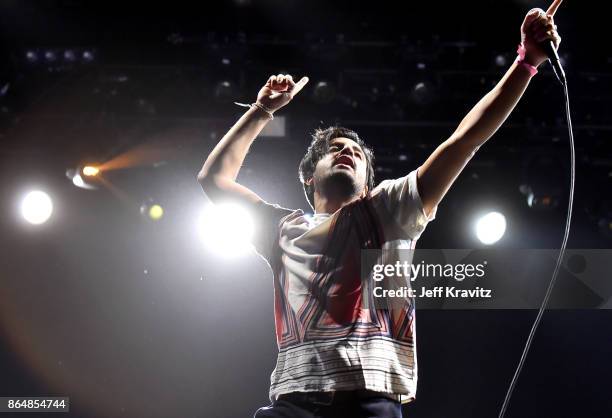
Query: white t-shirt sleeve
373 168 437 241
250 200 296 265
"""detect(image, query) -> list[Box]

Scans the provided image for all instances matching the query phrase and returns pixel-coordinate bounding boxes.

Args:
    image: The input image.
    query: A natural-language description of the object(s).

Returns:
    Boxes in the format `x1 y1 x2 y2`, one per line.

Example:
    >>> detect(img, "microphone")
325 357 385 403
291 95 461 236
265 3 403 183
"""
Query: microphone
541 0 566 87
543 40 566 85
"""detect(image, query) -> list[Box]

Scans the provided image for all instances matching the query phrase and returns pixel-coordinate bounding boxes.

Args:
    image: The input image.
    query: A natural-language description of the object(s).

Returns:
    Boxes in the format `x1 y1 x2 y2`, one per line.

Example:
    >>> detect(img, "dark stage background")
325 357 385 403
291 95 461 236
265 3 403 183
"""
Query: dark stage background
1 1 611 417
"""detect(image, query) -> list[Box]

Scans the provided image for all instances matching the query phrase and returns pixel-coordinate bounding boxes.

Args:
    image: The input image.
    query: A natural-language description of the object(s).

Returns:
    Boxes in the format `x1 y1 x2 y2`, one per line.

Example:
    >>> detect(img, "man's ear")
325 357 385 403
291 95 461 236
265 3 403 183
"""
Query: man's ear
304 177 313 186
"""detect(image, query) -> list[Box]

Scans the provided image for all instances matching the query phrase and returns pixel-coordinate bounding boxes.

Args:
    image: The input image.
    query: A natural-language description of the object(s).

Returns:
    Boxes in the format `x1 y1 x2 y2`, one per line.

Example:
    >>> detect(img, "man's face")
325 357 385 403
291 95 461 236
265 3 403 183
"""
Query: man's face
310 137 369 201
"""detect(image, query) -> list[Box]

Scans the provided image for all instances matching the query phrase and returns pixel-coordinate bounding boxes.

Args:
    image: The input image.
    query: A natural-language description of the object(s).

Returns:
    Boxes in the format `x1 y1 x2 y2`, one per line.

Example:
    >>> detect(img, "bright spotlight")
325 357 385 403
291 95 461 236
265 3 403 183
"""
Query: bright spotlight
66 168 97 190
21 190 53 225
72 174 90 189
475 211 506 245
140 199 164 221
148 204 164 220
198 203 254 257
82 166 99 176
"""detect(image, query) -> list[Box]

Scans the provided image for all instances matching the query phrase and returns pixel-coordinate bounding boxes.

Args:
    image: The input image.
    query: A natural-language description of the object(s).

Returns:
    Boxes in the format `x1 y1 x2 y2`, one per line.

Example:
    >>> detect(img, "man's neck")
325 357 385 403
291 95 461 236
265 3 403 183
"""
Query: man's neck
313 191 365 214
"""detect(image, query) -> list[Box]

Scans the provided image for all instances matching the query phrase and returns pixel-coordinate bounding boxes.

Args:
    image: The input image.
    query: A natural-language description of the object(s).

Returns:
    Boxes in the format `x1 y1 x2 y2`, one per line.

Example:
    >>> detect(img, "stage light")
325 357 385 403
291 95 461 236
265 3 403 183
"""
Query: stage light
44 50 57 62
520 154 563 210
411 80 436 105
66 168 97 190
139 199 164 221
25 50 38 63
149 205 164 220
82 166 99 176
64 49 76 62
72 174 85 187
475 211 506 245
198 203 254 257
21 190 53 225
312 81 336 104
72 174 94 189
82 50 95 62
525 190 559 210
214 80 235 102
495 54 508 67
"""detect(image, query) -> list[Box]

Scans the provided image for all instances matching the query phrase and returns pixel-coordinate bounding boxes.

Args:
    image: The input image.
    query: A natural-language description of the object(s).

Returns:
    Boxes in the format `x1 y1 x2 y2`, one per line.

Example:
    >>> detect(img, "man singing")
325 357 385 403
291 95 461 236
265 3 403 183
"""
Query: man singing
197 7 561 418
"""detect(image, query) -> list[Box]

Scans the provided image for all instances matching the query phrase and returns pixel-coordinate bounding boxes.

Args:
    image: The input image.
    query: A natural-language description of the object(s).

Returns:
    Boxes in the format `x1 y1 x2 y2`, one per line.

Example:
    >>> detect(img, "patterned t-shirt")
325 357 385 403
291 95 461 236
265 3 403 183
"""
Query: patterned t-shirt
251 169 436 404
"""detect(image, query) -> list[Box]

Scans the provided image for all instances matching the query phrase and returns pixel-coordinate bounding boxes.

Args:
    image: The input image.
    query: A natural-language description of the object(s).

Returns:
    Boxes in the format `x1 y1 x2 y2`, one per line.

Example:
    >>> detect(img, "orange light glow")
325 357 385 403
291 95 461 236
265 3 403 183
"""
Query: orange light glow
82 166 99 176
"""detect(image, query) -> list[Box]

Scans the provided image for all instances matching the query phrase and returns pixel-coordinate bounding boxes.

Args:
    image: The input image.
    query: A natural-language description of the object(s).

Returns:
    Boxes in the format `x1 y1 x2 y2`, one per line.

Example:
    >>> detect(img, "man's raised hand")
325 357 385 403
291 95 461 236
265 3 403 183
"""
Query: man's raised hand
256 74 309 114
520 0 563 67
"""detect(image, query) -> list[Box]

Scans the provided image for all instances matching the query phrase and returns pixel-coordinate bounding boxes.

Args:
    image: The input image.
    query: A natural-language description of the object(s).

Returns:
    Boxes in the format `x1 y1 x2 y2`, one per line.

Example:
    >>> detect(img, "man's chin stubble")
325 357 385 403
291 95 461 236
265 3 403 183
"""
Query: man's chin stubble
318 171 360 200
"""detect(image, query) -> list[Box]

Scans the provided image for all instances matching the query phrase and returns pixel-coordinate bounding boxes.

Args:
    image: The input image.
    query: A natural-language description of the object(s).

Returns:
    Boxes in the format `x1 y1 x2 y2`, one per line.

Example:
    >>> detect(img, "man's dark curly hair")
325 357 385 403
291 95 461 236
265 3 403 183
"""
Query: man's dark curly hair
298 126 375 209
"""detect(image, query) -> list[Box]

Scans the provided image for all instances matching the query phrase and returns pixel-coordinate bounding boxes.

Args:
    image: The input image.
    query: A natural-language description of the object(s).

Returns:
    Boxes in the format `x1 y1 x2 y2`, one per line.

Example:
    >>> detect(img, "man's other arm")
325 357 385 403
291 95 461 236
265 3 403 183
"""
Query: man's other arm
197 74 309 205
416 8 561 217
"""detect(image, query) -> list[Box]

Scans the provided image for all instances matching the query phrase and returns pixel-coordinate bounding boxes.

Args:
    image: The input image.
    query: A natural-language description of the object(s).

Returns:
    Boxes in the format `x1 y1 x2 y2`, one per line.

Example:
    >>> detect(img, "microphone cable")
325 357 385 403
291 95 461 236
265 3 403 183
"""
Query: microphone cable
498 78 575 418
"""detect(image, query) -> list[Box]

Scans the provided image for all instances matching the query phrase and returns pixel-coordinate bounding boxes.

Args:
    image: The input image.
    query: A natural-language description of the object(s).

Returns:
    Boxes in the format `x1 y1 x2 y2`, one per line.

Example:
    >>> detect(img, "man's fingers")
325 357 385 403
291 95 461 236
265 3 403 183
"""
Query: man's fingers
534 28 560 45
524 8 544 26
529 13 556 36
546 0 563 17
286 75 296 88
533 13 549 26
295 76 309 88
290 76 309 96
531 13 559 39
263 74 308 99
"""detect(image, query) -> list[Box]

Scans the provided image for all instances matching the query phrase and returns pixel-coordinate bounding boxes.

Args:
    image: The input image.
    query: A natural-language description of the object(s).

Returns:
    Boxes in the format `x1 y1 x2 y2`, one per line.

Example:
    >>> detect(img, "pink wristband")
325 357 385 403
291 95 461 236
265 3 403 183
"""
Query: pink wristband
516 43 538 76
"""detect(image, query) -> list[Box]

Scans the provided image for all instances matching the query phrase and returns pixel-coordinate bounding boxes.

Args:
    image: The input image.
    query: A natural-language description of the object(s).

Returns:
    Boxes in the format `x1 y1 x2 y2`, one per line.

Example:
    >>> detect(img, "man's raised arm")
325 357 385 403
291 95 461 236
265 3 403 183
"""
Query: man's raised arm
416 6 562 217
197 74 309 205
